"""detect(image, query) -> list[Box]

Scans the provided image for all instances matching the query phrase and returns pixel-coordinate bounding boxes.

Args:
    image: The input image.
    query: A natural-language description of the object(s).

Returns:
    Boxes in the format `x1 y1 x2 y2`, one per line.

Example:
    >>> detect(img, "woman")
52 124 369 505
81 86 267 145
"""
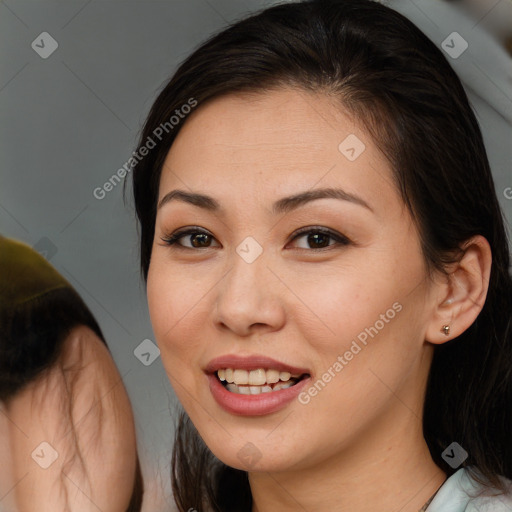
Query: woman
127 0 512 510
0 235 143 511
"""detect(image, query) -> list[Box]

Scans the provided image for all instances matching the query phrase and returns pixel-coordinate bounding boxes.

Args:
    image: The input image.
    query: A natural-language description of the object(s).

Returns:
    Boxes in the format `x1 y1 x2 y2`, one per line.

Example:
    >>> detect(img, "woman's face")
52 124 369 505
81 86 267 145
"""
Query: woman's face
147 88 440 472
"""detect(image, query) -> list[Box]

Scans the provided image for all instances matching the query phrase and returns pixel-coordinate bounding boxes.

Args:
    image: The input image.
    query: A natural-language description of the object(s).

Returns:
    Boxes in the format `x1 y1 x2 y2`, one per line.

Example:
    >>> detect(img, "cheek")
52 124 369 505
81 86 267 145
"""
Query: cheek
286 244 427 383
147 268 210 419
289 260 428 414
285 259 403 350
146 258 208 371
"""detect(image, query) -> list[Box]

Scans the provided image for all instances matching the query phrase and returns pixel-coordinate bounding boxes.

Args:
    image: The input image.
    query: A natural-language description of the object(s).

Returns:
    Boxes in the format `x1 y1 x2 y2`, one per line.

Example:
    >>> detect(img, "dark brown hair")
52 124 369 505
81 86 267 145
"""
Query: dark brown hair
126 0 512 510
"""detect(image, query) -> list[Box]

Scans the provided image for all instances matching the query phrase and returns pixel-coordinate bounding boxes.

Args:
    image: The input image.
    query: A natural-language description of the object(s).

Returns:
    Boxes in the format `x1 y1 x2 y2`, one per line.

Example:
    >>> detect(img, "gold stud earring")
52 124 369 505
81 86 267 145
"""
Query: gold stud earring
441 325 450 336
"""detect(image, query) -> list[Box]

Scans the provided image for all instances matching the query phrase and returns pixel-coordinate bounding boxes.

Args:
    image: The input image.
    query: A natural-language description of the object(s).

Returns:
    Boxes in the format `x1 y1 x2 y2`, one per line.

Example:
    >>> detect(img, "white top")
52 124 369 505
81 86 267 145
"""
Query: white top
427 468 512 511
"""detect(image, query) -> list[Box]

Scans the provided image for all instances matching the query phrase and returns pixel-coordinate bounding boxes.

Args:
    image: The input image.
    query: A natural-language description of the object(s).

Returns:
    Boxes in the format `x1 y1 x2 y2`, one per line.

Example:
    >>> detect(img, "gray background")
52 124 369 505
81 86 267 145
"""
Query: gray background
1 0 511 510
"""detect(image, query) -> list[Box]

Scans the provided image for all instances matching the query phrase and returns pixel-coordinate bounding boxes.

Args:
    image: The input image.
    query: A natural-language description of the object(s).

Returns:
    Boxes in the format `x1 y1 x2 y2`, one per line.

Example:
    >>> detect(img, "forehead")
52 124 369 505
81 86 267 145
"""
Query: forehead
159 88 397 212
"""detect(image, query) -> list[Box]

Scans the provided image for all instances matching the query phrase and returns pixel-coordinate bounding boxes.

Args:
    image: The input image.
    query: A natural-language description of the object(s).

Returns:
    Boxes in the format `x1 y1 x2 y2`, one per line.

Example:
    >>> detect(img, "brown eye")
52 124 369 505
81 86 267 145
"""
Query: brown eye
305 232 331 248
289 227 350 250
161 228 221 249
189 233 213 247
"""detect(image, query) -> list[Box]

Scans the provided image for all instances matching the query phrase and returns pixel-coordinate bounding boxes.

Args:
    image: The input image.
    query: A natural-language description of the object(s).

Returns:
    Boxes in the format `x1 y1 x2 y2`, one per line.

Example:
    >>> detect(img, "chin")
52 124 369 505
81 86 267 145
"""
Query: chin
198 432 305 473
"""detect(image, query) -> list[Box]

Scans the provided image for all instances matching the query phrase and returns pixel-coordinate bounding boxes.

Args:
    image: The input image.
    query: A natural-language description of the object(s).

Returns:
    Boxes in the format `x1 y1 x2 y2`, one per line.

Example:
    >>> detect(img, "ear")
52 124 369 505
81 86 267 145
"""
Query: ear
425 235 492 344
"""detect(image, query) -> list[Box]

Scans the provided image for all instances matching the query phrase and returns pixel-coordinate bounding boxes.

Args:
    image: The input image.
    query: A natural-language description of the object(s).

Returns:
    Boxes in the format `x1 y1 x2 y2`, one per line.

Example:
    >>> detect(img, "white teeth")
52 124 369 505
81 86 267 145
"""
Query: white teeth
266 369 280 384
233 369 249 385
221 377 300 394
216 367 304 386
273 381 294 391
224 381 297 395
249 369 266 385
215 367 307 395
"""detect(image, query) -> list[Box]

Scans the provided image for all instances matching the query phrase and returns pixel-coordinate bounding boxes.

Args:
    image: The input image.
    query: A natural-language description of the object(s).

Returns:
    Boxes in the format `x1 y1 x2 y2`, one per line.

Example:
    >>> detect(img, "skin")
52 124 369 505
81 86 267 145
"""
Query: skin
147 87 492 512
1 325 137 512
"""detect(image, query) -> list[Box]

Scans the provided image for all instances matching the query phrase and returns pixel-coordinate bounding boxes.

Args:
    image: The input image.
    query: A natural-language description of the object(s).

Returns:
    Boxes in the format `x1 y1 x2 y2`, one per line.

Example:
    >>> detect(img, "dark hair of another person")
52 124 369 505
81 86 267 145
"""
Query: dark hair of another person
125 0 512 510
0 263 143 511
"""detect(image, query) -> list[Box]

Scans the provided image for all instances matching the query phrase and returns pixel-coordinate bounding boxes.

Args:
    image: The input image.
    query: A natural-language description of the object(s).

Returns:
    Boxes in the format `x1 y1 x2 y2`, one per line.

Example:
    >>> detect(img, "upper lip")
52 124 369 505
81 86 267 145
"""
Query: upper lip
204 354 311 375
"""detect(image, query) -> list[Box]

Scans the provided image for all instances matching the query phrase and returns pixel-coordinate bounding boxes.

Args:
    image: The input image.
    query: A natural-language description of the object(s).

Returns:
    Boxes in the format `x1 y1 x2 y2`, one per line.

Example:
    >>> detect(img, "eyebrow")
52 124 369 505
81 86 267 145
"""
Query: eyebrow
157 187 373 214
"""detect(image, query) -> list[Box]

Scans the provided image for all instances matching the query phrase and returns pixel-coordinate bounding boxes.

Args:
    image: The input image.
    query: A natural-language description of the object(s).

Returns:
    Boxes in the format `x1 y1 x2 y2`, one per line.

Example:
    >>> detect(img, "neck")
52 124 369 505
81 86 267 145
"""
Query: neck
249 407 446 512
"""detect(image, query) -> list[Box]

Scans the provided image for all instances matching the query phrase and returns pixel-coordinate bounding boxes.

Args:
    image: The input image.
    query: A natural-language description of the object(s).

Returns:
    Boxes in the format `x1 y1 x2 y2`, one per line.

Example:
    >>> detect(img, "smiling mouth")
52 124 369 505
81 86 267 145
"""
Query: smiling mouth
216 368 310 395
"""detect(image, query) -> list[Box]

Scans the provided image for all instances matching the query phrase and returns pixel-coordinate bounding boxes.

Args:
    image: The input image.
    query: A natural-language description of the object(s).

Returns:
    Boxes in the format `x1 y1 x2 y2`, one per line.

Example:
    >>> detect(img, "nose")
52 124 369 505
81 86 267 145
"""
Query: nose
212 249 286 337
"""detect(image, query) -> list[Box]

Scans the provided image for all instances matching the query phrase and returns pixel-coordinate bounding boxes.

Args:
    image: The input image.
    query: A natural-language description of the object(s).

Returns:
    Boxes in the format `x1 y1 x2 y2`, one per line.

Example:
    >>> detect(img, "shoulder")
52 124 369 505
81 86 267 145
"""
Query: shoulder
427 467 512 512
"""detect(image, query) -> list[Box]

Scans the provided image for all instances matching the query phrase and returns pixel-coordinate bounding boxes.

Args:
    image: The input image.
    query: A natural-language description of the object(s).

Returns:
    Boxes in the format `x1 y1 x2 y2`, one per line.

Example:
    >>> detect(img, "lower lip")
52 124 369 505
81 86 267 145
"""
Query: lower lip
207 373 311 416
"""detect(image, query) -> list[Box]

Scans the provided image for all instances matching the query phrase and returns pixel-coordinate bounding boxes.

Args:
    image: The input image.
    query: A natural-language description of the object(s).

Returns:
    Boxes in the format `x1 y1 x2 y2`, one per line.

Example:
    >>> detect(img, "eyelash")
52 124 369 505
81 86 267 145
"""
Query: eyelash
160 225 351 251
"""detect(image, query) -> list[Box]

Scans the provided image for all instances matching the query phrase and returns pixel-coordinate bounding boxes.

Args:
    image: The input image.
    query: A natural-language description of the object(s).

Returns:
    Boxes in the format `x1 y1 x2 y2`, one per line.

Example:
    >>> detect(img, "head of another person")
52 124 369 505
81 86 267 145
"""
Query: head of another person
0 235 143 511
127 0 512 510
